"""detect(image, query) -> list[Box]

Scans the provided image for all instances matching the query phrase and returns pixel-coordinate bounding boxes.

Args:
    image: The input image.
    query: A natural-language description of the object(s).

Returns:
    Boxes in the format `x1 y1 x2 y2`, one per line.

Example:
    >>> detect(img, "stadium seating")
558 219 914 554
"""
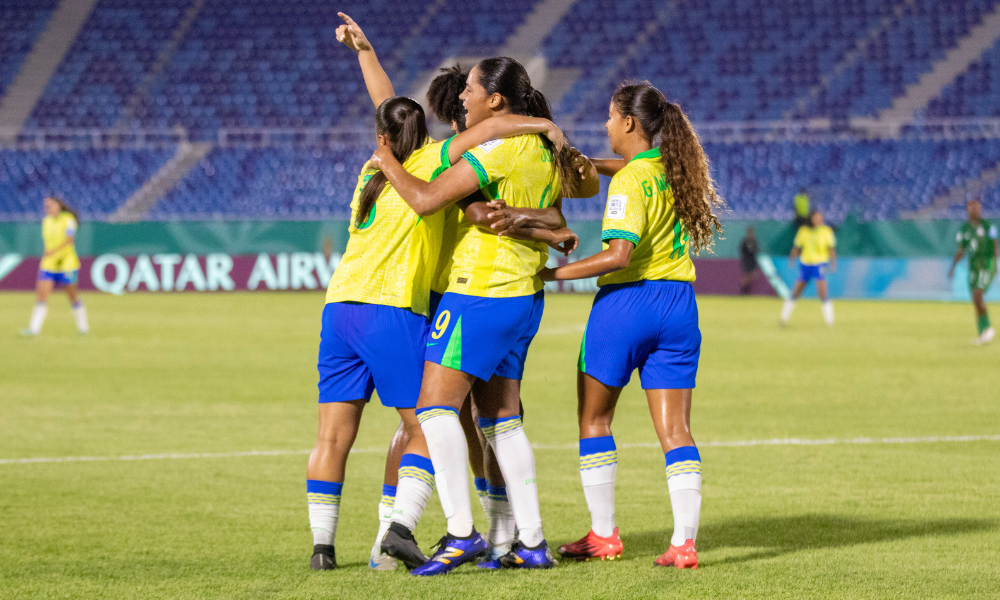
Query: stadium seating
0 148 173 217
1 0 1000 221
925 38 1000 118
0 1 58 99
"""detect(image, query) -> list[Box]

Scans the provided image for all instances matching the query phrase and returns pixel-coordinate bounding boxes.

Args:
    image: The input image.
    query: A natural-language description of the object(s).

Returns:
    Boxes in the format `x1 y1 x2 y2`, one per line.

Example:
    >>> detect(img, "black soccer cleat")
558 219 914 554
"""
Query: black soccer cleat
381 522 428 570
310 544 337 570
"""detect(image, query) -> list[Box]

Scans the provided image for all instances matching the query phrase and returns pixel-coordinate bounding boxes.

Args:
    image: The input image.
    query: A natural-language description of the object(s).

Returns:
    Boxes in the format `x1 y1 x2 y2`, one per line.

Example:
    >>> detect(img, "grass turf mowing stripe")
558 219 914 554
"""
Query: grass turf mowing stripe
4 434 999 465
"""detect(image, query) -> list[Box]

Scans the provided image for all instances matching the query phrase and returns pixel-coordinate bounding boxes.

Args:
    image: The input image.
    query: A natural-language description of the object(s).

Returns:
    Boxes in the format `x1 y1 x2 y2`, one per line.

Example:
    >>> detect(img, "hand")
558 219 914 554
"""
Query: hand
547 228 579 256
487 199 530 234
828 262 837 274
788 258 795 269
368 145 394 170
538 267 557 282
543 122 567 153
336 12 373 52
567 147 592 180
947 267 955 280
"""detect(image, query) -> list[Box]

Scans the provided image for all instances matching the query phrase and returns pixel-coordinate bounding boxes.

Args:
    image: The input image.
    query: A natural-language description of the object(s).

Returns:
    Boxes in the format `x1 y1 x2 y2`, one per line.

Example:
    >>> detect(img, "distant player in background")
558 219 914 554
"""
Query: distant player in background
781 210 836 327
544 82 723 569
949 199 997 345
739 226 760 295
22 196 88 336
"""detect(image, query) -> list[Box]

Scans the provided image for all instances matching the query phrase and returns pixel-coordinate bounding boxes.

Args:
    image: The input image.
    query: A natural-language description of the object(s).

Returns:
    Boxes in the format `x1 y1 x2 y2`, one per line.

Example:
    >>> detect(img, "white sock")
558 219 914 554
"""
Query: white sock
72 302 89 333
666 447 702 547
486 485 516 547
374 484 396 548
780 299 795 323
306 480 342 546
579 436 617 538
391 455 434 531
821 300 834 326
29 302 47 334
474 477 490 518
482 416 544 547
418 407 473 537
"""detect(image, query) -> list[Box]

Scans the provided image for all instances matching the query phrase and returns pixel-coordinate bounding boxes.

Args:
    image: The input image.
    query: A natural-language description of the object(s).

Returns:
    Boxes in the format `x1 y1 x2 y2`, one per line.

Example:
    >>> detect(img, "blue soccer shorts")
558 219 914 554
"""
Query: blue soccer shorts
797 262 827 283
580 280 700 390
38 270 78 285
425 291 544 381
316 302 428 408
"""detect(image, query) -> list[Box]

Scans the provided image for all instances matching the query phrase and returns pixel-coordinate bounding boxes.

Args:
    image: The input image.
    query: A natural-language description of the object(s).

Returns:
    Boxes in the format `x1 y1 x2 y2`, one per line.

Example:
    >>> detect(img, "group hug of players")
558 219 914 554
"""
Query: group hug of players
303 13 723 575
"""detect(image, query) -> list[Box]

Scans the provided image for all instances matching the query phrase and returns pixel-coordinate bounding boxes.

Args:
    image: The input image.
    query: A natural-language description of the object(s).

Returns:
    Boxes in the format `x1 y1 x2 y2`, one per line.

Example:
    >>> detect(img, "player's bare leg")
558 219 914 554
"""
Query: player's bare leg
24 279 54 336
781 280 806 325
65 283 88 333
817 279 834 326
306 399 365 569
559 372 625 561
972 289 994 344
647 388 701 569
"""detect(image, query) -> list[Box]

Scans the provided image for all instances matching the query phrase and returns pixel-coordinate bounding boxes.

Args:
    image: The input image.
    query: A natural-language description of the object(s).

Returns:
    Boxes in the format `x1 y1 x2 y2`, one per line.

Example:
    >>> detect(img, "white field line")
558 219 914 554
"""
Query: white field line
2 434 999 466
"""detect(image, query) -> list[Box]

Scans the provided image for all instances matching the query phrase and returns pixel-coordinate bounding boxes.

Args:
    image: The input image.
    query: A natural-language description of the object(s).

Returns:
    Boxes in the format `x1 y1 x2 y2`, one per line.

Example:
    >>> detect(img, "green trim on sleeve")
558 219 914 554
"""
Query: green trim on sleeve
462 152 490 188
602 229 640 245
441 136 454 168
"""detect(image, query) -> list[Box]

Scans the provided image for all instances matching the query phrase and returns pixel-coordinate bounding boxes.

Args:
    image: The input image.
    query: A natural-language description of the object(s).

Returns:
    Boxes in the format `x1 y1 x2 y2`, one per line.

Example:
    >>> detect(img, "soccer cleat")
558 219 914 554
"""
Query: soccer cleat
497 540 556 569
369 540 398 571
19 329 37 337
557 528 623 561
410 530 488 576
310 544 337 570
981 327 995 344
654 539 698 569
381 522 428 570
476 542 513 569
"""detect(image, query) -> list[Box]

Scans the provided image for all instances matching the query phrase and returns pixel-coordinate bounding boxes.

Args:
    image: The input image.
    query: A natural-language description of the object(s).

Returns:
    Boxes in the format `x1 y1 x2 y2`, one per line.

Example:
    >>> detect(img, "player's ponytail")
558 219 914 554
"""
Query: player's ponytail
48 195 80 224
475 57 579 197
358 97 429 227
427 64 468 132
611 81 724 253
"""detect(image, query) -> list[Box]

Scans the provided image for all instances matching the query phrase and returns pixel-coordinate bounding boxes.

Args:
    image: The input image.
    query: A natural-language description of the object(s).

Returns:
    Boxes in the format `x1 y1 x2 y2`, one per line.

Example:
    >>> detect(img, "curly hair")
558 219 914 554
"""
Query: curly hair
426 64 468 132
612 82 724 252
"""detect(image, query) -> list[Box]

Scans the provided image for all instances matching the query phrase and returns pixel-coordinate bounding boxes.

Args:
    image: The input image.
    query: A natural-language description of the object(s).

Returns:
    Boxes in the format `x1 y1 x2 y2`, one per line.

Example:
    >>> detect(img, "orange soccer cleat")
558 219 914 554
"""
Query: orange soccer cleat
654 539 698 569
557 528 623 561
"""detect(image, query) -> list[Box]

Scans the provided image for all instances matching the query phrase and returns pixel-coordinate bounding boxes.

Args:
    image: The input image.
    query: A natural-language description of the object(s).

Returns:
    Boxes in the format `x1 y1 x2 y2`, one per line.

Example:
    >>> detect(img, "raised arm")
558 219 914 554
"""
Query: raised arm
336 13 394 108
370 147 481 216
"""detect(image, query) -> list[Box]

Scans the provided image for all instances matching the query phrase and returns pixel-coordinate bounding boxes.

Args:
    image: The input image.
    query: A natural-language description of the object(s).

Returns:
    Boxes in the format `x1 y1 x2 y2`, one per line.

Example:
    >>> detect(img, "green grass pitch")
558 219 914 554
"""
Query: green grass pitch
1 291 998 599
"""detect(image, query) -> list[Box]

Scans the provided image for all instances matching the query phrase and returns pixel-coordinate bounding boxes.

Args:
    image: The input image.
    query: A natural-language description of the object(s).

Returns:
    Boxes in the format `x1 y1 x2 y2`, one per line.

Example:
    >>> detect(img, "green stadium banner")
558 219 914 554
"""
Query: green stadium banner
0 218 968 258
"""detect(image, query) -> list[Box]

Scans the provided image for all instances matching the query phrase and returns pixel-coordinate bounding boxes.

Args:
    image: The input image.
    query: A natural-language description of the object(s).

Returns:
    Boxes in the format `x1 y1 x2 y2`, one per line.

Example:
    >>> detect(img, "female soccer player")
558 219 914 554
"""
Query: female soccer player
541 82 723 569
370 57 597 575
949 198 997 344
334 14 574 569
23 196 88 336
780 210 837 326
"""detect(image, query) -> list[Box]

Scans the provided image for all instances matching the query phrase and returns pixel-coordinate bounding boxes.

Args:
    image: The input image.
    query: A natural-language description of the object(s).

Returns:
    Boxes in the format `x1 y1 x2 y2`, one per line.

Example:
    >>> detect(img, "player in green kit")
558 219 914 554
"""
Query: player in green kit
949 199 997 345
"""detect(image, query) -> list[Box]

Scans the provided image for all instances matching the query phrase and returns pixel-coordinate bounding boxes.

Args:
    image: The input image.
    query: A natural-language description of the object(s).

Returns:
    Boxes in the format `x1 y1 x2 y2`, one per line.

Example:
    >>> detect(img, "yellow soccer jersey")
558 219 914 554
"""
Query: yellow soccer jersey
449 133 559 297
598 148 695 287
794 225 836 265
40 212 81 273
325 139 446 318
429 135 460 295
